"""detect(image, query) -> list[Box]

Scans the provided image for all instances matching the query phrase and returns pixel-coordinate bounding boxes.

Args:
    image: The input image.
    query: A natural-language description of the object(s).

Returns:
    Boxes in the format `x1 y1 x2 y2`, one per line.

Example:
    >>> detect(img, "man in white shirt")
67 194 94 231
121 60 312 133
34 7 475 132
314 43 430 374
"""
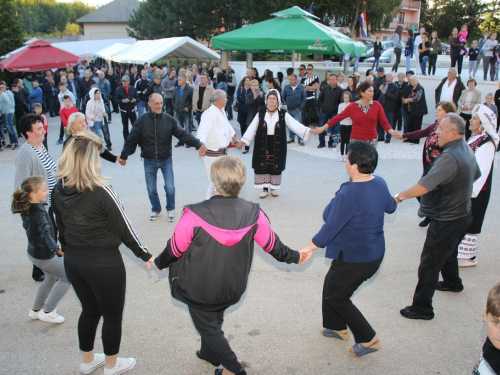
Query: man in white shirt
435 68 465 106
198 90 241 199
57 82 76 108
414 27 425 75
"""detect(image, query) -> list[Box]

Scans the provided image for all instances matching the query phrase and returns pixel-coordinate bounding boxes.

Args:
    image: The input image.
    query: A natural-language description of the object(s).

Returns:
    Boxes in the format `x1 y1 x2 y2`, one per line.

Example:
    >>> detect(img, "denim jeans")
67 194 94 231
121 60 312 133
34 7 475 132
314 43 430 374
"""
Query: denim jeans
90 121 104 139
287 109 303 141
2 113 18 145
144 158 175 213
226 95 234 119
137 100 149 116
420 56 429 75
176 111 192 134
318 112 335 146
194 111 203 126
401 106 410 133
406 55 411 72
377 111 393 142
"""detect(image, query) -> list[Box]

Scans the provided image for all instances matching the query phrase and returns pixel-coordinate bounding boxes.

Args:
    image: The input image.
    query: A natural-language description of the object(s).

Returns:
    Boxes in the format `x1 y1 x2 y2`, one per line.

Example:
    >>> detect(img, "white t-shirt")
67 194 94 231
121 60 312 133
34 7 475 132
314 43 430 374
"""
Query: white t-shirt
439 79 457 103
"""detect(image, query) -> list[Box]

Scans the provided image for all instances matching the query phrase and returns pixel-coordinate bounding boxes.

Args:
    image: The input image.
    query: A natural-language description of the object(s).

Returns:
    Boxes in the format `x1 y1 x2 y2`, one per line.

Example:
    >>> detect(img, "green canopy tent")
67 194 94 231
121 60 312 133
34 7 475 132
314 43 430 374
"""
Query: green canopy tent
212 6 366 67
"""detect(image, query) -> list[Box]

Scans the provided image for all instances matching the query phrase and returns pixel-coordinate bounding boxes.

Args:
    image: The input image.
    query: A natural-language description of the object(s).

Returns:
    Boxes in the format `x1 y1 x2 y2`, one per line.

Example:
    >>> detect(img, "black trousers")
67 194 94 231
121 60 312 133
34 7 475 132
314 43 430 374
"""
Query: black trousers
392 48 402 72
46 96 57 116
411 214 472 314
339 125 352 155
65 261 126 356
302 99 320 127
451 55 464 75
164 98 174 116
408 115 423 144
188 305 243 373
102 118 112 149
428 54 438 75
460 113 472 140
322 252 384 343
120 111 137 141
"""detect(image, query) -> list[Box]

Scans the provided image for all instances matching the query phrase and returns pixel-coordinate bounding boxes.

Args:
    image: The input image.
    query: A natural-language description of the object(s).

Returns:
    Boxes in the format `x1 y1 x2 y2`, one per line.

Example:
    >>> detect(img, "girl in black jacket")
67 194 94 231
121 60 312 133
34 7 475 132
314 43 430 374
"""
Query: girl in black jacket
12 176 70 324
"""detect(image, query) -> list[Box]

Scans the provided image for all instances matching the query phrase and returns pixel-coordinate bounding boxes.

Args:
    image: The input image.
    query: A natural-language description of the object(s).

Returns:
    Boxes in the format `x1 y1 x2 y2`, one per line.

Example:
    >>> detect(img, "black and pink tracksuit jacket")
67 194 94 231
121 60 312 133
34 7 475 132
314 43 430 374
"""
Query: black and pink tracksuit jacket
155 195 299 311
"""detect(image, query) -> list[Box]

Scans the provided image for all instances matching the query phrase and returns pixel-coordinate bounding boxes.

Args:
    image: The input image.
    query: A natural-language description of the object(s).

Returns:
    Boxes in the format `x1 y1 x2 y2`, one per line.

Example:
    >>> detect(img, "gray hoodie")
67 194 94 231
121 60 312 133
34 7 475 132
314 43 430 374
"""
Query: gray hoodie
0 90 15 114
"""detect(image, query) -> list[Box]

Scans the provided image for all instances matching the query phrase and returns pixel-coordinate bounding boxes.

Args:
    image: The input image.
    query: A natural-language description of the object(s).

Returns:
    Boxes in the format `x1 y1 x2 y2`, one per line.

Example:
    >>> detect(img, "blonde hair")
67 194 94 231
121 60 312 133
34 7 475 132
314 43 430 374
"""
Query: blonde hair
250 79 259 86
487 282 500 317
33 103 42 109
55 130 108 191
210 156 246 197
66 112 87 135
485 92 494 98
11 176 46 216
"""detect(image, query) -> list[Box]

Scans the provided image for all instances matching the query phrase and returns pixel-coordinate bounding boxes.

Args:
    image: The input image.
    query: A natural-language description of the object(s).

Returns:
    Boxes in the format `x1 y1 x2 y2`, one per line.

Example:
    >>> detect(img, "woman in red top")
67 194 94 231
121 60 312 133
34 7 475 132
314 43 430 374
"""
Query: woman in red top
312 82 397 145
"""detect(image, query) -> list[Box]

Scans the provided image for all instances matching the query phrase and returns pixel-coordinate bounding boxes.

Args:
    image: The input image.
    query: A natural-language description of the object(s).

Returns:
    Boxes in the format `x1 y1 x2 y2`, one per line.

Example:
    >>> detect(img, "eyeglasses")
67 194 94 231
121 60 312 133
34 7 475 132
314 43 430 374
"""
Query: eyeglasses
307 68 313 71
299 68 305 70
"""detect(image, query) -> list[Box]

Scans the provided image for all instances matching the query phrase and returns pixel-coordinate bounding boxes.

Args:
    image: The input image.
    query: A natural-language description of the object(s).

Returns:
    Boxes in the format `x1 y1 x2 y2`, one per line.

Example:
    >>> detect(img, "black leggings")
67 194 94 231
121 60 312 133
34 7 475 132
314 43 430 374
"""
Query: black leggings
451 55 464 75
428 54 438 75
392 48 402 72
340 125 352 155
65 261 126 356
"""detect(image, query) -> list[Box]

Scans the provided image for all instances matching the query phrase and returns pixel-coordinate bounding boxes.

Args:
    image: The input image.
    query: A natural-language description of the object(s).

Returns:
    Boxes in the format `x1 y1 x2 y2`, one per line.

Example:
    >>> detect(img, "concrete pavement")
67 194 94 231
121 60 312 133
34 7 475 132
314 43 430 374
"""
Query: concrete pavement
0 114 498 374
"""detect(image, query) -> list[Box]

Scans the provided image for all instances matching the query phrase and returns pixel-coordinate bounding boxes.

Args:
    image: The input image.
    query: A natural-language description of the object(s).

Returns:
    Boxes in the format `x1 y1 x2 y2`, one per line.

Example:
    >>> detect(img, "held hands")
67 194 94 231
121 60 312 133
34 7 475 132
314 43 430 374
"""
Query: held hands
235 141 244 150
310 126 326 135
117 157 126 166
392 131 403 139
199 144 207 157
299 248 314 265
145 256 156 271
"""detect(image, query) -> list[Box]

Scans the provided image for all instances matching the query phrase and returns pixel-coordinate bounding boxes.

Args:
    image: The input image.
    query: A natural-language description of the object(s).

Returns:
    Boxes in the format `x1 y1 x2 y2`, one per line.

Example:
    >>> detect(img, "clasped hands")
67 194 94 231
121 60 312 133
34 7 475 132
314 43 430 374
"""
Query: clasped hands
116 156 127 166
310 125 327 135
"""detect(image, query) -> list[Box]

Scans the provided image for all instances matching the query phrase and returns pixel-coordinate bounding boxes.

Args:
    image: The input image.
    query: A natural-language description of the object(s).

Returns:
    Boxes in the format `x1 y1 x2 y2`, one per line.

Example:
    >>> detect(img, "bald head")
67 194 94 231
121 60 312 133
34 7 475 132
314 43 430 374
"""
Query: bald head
148 93 164 114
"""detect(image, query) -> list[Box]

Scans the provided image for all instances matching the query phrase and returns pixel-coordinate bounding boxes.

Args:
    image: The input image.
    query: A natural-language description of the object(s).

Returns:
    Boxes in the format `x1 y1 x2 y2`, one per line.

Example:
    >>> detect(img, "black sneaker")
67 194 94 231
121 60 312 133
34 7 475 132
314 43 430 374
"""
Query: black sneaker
298 140 305 146
400 306 434 320
287 139 295 144
328 144 334 149
317 144 325 149
436 281 464 293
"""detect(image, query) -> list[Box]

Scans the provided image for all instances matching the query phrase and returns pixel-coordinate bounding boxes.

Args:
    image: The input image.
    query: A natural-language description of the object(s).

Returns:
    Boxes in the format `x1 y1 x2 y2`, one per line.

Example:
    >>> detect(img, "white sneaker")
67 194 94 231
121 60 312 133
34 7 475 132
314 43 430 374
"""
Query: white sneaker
80 353 105 374
104 357 136 375
167 211 175 222
458 258 477 268
28 309 39 320
339 155 344 162
37 309 65 323
149 212 161 221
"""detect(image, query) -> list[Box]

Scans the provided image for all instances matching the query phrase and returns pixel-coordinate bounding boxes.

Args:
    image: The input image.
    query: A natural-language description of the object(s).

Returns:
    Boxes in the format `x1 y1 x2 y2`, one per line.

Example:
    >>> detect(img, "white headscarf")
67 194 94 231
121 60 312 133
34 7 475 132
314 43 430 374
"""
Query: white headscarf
86 87 105 127
471 104 499 147
265 89 283 110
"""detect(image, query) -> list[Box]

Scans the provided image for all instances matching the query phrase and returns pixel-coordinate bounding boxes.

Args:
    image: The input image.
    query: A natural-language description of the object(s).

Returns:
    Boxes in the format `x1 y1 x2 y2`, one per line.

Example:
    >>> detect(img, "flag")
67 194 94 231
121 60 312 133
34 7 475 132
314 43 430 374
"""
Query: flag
358 10 367 38
307 2 314 14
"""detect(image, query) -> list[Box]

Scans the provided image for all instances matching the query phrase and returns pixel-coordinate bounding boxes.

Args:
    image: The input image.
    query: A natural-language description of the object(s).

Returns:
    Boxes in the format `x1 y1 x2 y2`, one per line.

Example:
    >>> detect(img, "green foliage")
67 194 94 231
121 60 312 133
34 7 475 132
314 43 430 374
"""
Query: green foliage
14 0 95 35
478 1 500 34
127 0 243 41
0 0 25 56
420 0 488 41
63 23 82 36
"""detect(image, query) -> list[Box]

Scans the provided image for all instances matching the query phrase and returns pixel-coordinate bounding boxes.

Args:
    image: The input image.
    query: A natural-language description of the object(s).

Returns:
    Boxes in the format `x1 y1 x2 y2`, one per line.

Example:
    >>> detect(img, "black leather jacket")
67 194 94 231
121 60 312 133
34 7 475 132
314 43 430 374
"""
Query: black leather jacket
22 203 58 260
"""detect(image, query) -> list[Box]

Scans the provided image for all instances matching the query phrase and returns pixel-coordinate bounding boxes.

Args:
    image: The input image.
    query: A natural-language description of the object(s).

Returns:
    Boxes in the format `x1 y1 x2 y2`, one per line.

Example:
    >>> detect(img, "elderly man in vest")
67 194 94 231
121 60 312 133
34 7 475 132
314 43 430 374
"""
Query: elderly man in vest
395 113 480 320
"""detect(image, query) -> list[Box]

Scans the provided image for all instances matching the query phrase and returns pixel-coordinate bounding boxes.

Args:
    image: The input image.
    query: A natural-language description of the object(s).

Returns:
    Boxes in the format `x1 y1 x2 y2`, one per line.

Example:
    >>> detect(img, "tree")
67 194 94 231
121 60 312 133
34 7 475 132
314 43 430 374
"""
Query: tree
0 0 24 57
420 0 488 41
477 1 500 34
127 0 243 42
63 23 82 36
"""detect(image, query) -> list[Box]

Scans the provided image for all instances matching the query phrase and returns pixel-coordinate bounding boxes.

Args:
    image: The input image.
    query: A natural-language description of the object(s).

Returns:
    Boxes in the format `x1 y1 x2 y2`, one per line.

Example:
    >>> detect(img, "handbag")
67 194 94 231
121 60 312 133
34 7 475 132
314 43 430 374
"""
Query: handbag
233 101 240 112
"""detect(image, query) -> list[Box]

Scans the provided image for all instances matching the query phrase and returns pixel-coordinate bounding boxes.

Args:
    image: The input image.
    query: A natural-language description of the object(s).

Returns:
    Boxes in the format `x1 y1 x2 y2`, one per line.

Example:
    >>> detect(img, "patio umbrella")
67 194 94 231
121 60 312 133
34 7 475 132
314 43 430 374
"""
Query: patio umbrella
212 6 366 56
0 40 83 72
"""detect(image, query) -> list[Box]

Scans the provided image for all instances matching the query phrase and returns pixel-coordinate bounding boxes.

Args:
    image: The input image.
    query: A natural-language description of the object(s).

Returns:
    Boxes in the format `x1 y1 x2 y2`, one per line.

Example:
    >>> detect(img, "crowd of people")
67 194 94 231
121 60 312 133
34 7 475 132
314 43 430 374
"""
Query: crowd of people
5 53 500 375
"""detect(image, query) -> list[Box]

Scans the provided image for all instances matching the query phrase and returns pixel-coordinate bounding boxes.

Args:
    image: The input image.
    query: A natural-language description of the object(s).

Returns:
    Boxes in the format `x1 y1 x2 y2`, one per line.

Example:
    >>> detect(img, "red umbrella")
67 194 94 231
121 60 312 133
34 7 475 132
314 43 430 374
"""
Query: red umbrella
0 40 83 72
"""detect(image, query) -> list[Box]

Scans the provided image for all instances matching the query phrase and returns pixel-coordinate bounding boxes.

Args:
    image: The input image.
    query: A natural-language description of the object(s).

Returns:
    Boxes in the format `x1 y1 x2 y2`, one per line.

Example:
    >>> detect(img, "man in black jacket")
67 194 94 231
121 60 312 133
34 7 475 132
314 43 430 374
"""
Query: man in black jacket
120 93 207 222
376 72 400 143
134 69 152 115
434 68 465 107
115 75 138 141
317 74 343 148
172 75 193 147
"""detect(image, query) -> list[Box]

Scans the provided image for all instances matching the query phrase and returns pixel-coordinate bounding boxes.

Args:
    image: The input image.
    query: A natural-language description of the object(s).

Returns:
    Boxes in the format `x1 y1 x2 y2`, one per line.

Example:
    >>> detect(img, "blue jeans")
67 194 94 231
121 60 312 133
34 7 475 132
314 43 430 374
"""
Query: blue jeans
137 100 149 116
401 106 410 133
144 158 175 213
226 95 234 119
195 111 203 126
318 112 336 146
420 56 429 75
287 109 303 141
2 113 18 145
377 111 393 142
406 55 411 72
176 111 192 134
90 121 104 139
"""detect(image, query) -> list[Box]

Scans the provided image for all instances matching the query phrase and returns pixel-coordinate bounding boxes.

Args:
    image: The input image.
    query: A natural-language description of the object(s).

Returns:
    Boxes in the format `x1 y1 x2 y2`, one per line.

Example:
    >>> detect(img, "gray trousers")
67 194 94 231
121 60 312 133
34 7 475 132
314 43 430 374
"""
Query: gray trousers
469 61 478 78
29 255 70 312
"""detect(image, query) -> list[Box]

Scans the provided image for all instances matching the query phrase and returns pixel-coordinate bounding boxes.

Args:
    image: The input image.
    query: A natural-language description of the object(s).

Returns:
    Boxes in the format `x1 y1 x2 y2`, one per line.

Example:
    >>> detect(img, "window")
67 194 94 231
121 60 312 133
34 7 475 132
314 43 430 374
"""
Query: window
382 35 388 41
398 12 405 24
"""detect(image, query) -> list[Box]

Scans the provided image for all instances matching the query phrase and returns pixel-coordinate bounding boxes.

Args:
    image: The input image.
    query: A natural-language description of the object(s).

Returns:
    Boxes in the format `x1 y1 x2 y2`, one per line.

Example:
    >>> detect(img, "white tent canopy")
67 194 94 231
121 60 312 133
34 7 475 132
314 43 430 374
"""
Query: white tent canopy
52 38 135 61
108 37 220 64
94 43 131 62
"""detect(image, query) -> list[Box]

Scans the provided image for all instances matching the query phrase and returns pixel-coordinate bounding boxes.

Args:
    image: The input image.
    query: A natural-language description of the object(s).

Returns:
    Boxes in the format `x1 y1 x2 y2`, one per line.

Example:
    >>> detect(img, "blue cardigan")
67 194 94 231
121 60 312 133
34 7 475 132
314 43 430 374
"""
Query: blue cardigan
312 176 397 263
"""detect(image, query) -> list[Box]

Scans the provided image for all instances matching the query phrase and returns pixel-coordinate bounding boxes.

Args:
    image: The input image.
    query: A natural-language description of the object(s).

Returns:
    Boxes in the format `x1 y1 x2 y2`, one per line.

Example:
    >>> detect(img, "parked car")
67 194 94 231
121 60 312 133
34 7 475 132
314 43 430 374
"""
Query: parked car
440 42 450 55
364 48 394 64
360 41 404 61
